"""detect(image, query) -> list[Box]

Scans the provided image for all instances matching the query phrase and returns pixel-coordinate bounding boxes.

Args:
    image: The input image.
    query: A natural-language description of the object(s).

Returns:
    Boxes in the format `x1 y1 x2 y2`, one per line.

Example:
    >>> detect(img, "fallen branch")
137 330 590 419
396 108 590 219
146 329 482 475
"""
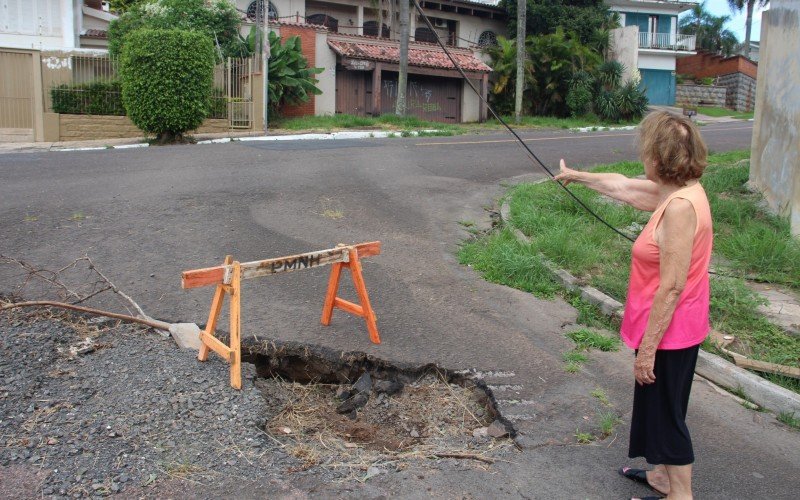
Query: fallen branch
1 300 170 331
431 452 494 464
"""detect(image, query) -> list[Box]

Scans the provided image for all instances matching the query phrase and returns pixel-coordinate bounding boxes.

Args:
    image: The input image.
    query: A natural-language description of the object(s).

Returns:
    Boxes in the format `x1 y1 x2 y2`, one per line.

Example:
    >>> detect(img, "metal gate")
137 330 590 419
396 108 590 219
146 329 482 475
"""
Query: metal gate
380 73 461 123
0 50 34 142
212 57 255 129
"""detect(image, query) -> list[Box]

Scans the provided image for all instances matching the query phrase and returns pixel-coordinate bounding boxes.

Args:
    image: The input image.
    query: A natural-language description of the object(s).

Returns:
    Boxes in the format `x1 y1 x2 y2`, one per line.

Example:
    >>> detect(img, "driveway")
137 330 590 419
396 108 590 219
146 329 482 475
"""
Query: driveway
1 122 798 498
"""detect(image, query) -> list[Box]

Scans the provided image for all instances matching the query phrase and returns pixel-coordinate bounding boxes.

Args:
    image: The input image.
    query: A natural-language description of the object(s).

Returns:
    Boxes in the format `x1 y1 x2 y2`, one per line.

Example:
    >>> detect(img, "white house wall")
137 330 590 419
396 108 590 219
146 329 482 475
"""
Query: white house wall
461 78 480 122
638 52 675 71
0 0 77 50
315 29 336 115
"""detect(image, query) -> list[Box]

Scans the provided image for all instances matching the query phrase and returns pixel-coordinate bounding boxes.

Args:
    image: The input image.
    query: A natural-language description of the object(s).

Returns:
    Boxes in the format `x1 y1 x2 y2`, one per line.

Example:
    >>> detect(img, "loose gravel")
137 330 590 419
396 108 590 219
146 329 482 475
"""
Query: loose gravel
0 310 316 498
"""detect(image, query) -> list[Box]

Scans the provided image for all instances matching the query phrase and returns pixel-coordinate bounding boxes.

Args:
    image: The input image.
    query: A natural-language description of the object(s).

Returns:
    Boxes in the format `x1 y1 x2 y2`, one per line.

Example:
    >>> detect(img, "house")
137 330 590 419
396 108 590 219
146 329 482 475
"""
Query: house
607 0 697 106
0 0 116 51
233 0 506 122
743 40 759 61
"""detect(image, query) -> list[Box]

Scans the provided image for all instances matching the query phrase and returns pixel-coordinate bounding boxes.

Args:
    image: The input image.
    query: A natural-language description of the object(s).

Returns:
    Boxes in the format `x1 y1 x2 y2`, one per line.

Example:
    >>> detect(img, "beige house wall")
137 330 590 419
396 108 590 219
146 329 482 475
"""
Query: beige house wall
315 30 337 115
749 3 800 236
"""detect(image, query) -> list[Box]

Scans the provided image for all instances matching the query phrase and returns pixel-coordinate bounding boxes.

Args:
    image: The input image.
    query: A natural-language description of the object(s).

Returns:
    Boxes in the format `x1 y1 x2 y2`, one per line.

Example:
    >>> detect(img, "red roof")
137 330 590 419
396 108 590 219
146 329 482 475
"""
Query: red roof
82 29 108 39
328 36 491 73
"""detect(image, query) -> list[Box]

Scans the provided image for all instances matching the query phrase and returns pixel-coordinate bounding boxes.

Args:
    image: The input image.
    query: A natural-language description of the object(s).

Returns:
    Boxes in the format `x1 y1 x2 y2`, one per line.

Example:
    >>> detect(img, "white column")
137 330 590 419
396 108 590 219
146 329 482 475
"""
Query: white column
60 0 76 49
670 15 677 46
357 5 364 35
409 10 415 41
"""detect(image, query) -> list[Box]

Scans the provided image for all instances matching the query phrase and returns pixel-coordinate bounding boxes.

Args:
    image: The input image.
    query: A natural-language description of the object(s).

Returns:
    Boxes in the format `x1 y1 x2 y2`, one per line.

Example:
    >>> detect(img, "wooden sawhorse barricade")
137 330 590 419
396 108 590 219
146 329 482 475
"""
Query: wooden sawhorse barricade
181 242 381 389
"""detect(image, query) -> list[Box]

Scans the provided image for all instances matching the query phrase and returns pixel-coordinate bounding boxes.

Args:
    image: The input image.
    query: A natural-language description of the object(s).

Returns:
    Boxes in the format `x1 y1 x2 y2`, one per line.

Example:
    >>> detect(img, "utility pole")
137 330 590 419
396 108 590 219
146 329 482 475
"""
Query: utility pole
260 0 270 134
396 0 409 116
515 0 526 124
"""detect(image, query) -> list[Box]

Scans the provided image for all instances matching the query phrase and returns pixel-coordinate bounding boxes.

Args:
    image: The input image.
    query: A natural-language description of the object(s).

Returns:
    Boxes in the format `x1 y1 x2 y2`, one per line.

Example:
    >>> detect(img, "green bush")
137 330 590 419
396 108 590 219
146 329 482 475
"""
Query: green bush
700 76 715 86
109 0 240 59
51 81 126 116
567 70 595 117
267 31 323 115
120 29 214 142
616 80 648 121
594 89 620 122
597 60 623 90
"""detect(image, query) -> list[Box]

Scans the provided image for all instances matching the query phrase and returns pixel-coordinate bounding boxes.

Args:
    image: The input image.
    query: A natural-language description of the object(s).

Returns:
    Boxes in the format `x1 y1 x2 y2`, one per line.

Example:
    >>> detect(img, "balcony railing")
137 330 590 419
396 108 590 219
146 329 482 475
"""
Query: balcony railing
638 32 696 52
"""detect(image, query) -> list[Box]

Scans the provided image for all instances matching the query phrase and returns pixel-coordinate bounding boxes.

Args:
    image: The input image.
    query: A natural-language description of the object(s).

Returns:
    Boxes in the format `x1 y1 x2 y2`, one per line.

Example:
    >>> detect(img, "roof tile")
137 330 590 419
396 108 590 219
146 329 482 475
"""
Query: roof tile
328 37 491 73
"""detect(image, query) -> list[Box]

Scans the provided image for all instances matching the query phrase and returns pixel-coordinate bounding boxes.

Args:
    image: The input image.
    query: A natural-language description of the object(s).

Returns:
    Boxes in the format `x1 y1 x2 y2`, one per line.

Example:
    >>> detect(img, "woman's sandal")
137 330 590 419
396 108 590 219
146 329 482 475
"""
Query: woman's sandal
618 467 668 496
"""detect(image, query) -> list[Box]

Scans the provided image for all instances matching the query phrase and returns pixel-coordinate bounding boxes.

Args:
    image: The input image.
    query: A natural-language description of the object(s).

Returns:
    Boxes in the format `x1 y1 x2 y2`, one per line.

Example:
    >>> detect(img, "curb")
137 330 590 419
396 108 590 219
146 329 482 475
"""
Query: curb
499 198 800 416
47 129 443 153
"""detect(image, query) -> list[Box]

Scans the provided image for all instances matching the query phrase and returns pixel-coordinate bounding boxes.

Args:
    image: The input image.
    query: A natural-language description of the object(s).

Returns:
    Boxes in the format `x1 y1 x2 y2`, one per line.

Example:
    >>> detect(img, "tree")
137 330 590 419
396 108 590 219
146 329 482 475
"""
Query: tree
120 29 215 143
727 0 769 59
266 31 323 115
680 1 739 57
503 0 611 46
485 37 528 116
108 0 241 59
515 0 526 123
108 0 148 13
396 0 409 115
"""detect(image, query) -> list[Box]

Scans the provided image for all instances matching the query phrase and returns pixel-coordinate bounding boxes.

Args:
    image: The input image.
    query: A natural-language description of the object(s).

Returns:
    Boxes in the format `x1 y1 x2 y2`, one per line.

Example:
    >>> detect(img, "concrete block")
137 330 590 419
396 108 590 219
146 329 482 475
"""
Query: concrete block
169 323 202 350
580 286 623 316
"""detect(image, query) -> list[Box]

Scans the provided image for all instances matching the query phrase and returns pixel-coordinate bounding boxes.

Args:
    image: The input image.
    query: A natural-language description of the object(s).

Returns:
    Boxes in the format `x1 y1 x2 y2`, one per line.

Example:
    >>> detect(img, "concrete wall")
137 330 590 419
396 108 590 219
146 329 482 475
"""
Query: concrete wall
315 29 336 115
48 114 230 141
610 26 639 84
461 78 480 123
675 84 726 108
638 52 676 71
749 3 800 236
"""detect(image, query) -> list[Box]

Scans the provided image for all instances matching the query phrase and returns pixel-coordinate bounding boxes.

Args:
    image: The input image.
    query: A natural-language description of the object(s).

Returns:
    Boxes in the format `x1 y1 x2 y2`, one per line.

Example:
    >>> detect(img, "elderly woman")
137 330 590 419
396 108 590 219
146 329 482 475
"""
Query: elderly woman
555 111 711 500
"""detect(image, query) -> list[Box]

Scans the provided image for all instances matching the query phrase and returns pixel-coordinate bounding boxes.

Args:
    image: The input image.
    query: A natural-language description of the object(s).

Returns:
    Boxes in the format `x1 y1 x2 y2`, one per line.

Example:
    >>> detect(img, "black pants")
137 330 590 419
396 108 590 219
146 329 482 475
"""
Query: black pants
628 344 700 466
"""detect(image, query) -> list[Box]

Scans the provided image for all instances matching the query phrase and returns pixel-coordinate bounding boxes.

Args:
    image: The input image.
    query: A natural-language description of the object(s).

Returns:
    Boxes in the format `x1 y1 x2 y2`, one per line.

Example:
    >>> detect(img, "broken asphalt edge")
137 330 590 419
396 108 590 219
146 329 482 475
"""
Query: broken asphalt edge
499 198 800 416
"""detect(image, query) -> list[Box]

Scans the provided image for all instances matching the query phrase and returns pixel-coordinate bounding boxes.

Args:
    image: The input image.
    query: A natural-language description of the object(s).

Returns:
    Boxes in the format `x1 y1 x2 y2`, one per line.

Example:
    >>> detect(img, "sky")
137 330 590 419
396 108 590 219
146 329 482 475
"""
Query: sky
685 0 770 42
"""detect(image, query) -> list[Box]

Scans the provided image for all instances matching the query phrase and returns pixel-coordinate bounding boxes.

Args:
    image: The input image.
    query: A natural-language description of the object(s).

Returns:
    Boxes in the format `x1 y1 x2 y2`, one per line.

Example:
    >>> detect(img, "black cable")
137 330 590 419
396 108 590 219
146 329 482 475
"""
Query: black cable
410 0 636 243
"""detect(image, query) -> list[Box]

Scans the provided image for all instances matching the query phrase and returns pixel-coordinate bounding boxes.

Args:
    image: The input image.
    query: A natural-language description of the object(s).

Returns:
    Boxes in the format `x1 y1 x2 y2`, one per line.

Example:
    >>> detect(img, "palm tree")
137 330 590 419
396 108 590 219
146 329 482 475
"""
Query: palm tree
680 2 738 56
727 0 769 60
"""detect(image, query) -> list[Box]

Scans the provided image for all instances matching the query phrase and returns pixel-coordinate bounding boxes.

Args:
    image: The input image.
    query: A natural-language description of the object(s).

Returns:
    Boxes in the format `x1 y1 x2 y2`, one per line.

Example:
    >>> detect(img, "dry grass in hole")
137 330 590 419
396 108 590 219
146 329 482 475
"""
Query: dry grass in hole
258 373 510 480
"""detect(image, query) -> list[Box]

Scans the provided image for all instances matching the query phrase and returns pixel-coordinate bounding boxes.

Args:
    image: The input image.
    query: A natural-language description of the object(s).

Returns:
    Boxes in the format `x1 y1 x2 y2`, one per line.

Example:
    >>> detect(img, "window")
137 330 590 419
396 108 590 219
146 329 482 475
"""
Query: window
306 14 338 32
246 1 277 22
363 21 389 38
478 30 497 48
414 27 437 44
1 0 62 36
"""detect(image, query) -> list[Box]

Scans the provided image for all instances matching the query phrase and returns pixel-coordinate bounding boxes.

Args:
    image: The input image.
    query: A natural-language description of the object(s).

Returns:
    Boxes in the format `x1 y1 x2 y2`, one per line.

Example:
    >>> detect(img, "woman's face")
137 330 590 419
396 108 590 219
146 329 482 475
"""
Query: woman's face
644 157 659 183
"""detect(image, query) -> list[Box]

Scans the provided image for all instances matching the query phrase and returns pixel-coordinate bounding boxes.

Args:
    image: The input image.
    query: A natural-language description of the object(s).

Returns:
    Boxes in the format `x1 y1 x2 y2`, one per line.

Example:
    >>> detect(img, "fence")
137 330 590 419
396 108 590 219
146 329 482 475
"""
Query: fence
638 32 696 52
40 52 256 128
0 50 35 136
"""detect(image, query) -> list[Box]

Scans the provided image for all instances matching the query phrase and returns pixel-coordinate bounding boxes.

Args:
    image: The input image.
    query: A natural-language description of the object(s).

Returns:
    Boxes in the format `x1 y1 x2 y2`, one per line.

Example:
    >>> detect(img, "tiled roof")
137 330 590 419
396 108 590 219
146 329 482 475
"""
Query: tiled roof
81 29 108 39
453 0 502 7
327 37 491 73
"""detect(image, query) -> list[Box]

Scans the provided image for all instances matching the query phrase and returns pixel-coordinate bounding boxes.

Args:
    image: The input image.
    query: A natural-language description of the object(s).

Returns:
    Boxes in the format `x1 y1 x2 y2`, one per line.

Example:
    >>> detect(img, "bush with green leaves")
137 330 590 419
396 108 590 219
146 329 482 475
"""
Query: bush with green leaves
616 80 648 121
267 31 323 115
566 70 594 117
120 29 214 142
51 81 125 116
108 0 240 59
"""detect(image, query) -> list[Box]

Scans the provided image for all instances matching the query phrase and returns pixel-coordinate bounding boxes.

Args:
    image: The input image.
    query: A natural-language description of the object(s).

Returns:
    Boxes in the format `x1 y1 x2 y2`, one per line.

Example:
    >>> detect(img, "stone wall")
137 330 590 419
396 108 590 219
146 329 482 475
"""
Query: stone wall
717 72 757 112
56 114 231 141
675 84 726 108
750 2 800 236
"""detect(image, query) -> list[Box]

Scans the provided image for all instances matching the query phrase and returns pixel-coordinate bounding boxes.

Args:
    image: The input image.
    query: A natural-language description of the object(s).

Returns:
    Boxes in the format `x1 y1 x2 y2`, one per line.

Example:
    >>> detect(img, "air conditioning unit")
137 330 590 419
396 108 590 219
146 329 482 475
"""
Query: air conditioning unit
433 18 447 28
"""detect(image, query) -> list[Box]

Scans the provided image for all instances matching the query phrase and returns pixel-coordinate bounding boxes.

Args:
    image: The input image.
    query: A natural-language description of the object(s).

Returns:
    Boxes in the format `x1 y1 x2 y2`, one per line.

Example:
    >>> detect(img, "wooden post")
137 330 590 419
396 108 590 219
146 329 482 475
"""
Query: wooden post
348 249 380 344
198 255 233 362
321 261 344 326
229 261 242 389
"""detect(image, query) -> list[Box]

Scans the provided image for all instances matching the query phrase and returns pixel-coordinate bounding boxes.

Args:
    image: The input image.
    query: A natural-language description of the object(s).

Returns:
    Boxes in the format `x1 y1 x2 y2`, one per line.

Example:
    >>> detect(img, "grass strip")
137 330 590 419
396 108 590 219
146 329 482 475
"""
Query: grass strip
459 150 800 394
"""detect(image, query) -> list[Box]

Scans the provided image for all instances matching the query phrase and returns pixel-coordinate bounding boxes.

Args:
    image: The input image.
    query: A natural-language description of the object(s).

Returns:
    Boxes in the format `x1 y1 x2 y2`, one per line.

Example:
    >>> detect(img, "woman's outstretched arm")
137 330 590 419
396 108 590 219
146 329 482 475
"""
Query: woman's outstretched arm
554 159 662 212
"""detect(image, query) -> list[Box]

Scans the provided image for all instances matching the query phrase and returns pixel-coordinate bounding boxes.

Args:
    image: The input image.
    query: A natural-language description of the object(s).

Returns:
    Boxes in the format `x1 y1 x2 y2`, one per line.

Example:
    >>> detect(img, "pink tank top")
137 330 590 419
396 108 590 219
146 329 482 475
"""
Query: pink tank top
620 182 713 350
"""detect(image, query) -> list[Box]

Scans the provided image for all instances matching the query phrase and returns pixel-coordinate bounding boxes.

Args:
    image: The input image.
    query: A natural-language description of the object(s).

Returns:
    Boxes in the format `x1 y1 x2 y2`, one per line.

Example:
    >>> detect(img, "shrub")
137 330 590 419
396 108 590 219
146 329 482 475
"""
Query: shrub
616 80 648 121
700 76 715 86
51 81 125 116
597 60 623 90
594 89 620 122
567 70 595 117
267 31 323 115
120 29 215 142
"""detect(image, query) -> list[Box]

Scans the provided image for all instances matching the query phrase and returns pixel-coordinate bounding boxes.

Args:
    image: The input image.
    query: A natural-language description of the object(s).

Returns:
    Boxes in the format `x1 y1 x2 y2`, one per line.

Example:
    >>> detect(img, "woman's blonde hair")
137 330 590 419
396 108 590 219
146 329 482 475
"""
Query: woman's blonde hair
639 111 708 185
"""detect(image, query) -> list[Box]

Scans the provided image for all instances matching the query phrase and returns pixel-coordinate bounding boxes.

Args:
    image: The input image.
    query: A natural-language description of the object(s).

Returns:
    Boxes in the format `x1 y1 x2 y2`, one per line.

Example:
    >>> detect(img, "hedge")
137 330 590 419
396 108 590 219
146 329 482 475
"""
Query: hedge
120 28 214 140
50 81 126 116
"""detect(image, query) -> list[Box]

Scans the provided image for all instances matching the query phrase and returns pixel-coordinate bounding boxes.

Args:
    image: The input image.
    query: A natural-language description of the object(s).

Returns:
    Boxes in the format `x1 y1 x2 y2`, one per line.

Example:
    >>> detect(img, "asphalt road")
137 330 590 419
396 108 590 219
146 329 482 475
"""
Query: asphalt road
2 122 798 498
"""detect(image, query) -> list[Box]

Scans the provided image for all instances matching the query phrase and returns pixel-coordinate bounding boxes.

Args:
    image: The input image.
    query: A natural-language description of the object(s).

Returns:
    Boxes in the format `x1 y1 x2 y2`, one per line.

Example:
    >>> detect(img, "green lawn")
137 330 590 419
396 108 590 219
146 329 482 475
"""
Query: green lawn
270 113 639 133
697 106 754 120
459 150 800 393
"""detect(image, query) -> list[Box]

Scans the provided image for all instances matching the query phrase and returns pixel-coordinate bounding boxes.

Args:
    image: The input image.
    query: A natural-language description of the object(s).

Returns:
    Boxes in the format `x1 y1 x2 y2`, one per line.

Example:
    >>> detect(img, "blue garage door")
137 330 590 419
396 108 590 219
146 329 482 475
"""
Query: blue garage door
639 69 675 106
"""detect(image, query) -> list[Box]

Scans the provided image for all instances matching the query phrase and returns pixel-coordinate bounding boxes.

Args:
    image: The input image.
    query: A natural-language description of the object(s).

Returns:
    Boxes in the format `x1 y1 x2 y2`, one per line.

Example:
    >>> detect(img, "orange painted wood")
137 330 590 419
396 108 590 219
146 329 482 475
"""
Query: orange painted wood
348 249 381 344
182 241 381 289
229 261 242 390
333 297 364 317
198 255 232 362
199 332 233 361
321 262 344 326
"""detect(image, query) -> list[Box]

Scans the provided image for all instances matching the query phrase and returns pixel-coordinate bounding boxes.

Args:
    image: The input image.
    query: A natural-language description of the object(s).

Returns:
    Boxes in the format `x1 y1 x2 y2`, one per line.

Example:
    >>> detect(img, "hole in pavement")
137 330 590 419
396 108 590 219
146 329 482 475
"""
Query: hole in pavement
241 339 515 474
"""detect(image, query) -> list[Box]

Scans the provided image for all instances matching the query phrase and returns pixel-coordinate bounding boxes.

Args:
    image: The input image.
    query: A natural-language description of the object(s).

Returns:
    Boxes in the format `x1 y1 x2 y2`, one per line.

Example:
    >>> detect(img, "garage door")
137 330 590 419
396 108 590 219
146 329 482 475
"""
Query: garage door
380 72 461 123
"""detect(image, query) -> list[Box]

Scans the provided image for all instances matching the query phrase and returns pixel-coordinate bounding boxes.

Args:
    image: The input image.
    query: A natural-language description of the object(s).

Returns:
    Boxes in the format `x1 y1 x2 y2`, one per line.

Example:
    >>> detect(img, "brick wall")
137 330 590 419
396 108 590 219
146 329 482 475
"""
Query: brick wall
57 114 231 141
278 24 318 118
677 52 758 80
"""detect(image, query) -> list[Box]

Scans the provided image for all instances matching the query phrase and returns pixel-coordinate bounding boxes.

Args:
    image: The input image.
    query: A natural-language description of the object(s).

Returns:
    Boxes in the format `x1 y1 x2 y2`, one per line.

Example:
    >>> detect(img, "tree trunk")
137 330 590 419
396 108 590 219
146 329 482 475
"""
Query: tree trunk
744 0 754 59
515 0 526 123
396 0 409 116
377 2 384 39
389 0 395 40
